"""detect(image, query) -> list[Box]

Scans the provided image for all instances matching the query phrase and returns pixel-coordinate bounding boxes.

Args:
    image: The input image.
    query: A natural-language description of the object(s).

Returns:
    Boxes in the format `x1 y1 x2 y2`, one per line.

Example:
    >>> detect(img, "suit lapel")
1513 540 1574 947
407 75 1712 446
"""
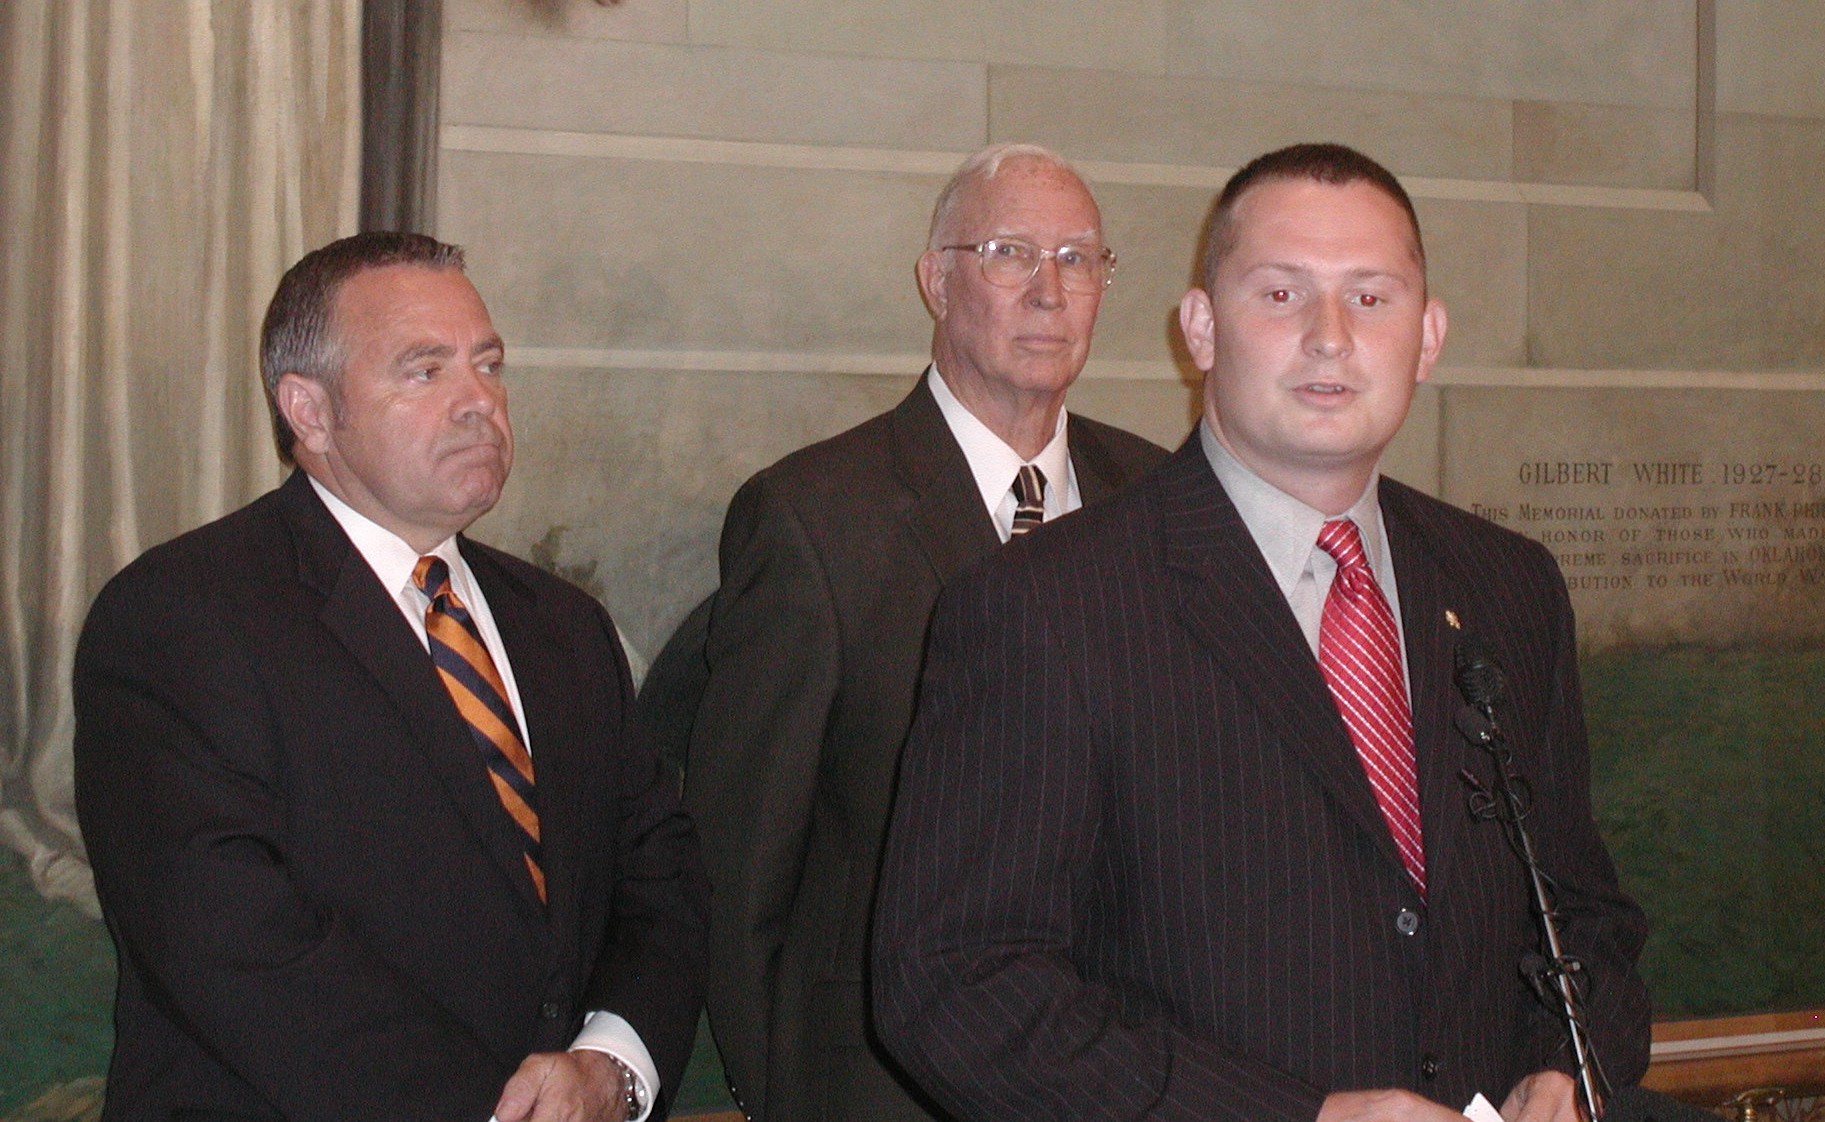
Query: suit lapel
1383 485 1474 910
1155 443 1405 874
279 474 551 917
891 373 1001 583
1067 415 1126 505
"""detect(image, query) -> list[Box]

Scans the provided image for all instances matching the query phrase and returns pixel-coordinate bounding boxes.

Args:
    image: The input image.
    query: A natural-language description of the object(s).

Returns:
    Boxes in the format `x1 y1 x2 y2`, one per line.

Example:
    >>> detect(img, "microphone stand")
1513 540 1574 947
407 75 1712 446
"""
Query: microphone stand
1455 645 1607 1122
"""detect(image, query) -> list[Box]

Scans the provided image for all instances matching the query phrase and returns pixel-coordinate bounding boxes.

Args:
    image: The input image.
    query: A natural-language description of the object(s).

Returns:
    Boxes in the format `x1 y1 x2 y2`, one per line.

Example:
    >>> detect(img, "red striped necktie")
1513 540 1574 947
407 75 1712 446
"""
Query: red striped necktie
1315 519 1425 898
413 555 545 903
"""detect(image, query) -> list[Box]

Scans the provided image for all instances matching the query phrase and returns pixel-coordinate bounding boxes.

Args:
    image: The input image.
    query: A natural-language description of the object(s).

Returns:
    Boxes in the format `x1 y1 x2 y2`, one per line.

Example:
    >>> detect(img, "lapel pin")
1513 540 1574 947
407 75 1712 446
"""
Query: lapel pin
1445 610 1461 631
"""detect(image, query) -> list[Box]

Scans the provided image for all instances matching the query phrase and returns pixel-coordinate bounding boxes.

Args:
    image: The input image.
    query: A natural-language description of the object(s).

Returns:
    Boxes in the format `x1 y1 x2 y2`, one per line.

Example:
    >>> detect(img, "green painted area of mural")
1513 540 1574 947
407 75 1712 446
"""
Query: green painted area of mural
1586 644 1825 1017
0 850 113 1115
677 1013 738 1113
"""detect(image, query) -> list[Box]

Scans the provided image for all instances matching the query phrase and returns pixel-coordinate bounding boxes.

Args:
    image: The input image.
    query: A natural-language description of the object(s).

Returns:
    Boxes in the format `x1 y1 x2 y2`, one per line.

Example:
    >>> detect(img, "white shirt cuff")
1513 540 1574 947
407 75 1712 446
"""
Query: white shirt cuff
571 1010 660 1122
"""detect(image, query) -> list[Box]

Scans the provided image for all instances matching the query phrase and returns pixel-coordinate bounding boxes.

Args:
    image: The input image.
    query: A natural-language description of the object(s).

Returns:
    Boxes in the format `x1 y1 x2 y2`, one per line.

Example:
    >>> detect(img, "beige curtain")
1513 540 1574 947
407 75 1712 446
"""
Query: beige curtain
0 1 361 913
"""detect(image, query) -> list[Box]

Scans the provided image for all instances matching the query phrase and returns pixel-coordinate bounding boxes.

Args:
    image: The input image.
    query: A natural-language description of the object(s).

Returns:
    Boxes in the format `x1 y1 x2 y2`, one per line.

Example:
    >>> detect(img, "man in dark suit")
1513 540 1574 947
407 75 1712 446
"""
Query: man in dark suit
74 232 707 1122
873 144 1651 1122
684 144 1166 1121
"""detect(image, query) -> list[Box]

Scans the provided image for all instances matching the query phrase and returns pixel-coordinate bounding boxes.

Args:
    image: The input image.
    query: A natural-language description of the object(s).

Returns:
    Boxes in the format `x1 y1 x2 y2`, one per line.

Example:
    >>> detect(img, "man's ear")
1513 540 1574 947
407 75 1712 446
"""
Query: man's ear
277 373 335 456
915 250 948 320
1414 296 1448 384
1178 287 1217 373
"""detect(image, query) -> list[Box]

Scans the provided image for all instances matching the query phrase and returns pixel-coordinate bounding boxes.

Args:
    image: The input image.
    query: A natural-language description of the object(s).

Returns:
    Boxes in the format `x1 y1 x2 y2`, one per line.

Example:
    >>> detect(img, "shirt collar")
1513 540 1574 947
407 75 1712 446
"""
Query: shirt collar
307 474 462 599
927 363 1071 515
1197 420 1386 595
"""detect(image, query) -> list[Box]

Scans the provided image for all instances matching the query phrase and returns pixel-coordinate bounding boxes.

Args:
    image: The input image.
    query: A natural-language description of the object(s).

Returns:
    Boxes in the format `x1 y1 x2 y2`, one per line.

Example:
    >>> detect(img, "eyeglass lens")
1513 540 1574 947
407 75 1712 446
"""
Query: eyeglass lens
977 239 1111 292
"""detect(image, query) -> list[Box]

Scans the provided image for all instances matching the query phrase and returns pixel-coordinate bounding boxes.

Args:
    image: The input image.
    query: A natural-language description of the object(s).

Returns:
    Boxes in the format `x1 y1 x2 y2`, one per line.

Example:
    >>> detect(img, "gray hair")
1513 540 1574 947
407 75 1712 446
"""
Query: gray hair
927 143 1085 250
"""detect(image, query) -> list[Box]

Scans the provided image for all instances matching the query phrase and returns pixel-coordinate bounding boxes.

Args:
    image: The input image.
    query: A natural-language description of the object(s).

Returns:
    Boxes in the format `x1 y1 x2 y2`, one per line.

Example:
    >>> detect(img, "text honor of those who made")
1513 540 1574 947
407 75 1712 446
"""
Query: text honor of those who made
1465 456 1825 645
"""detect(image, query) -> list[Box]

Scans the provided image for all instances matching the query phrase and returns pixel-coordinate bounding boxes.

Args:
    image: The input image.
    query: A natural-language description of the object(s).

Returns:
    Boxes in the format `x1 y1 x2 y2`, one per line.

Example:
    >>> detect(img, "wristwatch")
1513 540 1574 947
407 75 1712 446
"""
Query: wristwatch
606 1055 641 1119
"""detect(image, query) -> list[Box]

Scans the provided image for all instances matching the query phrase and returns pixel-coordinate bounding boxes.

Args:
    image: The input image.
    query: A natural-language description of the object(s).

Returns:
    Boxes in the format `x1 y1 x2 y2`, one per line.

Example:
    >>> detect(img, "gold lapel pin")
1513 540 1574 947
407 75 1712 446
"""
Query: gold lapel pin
1445 610 1461 630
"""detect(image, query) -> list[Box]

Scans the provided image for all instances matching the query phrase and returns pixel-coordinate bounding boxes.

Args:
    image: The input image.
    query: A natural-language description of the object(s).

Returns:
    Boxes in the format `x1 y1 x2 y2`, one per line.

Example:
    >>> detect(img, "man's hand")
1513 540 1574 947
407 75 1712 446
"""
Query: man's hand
494 1050 631 1122
1501 1070 1587 1122
1317 1089 1475 1122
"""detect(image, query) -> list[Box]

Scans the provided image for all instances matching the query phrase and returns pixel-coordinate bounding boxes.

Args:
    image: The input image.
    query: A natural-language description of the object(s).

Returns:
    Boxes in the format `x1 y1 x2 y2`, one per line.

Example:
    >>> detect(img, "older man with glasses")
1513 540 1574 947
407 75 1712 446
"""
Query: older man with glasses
682 143 1166 1122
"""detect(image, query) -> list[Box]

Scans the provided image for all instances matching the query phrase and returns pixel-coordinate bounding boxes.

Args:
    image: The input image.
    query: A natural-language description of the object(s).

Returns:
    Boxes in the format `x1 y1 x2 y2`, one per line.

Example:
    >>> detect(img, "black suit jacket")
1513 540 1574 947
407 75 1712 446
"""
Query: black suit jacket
873 438 1651 1122
73 471 708 1122
684 375 1166 1121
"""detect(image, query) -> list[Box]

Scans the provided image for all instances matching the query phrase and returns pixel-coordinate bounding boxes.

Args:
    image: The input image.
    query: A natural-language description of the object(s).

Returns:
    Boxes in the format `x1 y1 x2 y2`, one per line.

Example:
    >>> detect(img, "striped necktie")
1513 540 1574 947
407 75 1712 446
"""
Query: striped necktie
413 555 545 903
1010 464 1046 537
1315 519 1425 897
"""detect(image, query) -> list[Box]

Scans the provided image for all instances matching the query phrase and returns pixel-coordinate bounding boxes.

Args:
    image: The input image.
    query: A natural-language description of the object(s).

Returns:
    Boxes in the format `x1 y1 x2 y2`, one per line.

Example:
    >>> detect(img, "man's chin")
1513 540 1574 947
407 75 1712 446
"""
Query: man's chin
999 358 1083 396
444 471 509 520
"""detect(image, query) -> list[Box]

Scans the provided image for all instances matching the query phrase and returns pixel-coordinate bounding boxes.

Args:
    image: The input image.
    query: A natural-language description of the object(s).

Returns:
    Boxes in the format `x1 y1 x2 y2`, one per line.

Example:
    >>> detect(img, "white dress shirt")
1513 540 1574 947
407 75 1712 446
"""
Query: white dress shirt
309 476 659 1121
927 365 1081 540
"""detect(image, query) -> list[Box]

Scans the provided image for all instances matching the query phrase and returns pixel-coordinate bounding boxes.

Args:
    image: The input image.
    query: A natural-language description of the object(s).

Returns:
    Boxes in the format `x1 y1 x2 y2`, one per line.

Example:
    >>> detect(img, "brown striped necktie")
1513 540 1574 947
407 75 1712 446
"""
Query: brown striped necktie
1010 464 1047 537
413 555 545 903
1316 519 1425 898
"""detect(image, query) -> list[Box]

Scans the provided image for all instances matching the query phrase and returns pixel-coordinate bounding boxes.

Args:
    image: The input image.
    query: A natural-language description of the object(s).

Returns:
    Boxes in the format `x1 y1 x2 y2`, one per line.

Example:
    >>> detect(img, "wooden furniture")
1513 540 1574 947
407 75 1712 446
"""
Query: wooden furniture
1645 1011 1825 1108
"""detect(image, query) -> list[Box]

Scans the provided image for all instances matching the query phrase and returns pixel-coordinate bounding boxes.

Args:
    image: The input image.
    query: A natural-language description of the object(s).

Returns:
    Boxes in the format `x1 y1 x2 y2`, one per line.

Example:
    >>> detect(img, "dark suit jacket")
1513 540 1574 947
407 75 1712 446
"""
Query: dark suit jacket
684 374 1166 1121
73 471 709 1122
873 438 1651 1122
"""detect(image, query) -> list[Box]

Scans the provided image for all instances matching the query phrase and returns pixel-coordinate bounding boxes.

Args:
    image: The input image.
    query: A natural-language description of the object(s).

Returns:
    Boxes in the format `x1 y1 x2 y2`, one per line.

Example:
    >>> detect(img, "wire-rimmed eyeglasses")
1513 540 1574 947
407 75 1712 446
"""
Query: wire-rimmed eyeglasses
940 238 1117 294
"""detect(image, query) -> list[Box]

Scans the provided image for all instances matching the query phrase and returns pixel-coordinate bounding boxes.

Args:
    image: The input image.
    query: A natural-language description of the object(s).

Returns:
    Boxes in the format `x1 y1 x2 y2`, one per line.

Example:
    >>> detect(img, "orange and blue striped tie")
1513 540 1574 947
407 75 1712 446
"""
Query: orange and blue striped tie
413 555 545 903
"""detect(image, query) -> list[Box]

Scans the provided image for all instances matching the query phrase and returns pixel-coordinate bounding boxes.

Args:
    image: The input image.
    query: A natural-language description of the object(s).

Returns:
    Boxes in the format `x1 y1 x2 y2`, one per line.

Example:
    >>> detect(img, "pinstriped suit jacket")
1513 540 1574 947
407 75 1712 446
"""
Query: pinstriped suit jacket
873 437 1650 1122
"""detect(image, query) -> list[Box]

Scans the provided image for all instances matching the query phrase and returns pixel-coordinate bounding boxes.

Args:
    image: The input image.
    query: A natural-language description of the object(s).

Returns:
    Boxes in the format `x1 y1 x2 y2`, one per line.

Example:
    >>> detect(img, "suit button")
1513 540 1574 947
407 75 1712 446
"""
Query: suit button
540 1001 562 1019
1395 908 1422 936
1420 1054 1440 1081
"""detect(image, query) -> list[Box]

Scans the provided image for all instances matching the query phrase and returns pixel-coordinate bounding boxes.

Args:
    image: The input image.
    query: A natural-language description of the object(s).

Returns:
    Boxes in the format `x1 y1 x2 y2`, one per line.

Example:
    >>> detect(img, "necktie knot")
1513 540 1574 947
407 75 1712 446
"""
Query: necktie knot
1010 464 1047 537
1317 519 1377 597
413 554 452 602
1317 518 1369 572
1013 464 1046 506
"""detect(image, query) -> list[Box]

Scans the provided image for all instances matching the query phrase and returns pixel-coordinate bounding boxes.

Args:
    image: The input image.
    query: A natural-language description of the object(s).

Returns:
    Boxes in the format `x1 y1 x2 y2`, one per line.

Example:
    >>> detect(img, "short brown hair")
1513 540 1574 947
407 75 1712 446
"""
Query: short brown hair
259 232 465 462
1197 143 1424 291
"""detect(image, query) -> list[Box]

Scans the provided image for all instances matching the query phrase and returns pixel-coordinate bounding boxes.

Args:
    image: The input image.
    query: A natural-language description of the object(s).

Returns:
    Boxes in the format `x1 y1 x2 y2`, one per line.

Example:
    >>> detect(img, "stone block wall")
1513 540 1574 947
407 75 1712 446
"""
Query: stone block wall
438 0 1825 666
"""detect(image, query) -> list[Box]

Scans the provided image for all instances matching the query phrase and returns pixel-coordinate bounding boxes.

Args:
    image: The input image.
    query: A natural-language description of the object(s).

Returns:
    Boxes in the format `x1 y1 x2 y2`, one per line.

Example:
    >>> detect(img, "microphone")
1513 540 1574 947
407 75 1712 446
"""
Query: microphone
1450 632 1607 1120
1453 632 1506 715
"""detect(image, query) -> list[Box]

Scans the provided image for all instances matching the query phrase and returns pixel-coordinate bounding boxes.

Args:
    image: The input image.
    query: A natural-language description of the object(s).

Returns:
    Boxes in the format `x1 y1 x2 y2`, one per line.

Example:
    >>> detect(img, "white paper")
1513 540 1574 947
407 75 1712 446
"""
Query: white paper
1464 1092 1504 1122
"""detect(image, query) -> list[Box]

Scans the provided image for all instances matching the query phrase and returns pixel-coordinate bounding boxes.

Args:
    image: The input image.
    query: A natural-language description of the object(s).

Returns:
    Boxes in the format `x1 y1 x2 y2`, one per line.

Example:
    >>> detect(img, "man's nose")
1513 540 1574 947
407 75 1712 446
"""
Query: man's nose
1025 252 1066 309
1304 295 1352 359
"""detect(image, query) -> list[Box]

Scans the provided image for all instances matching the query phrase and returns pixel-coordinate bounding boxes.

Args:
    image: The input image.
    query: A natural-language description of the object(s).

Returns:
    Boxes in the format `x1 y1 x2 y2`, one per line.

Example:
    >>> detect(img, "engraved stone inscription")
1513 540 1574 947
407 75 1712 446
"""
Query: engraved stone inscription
1439 387 1825 646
